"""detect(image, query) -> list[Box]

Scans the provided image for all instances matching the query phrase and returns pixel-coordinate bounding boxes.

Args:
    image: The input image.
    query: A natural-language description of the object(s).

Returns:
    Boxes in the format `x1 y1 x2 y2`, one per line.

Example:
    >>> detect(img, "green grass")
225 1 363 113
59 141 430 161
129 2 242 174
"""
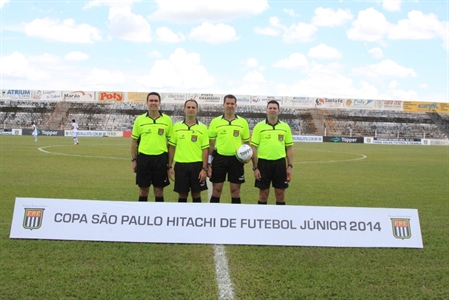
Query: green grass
1 136 448 299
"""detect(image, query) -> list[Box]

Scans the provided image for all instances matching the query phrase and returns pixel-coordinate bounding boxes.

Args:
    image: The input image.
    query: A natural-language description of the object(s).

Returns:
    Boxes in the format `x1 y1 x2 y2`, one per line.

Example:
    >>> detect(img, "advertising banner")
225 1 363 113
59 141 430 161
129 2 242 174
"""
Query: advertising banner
31 90 63 101
403 101 449 114
98 91 125 102
1 89 31 100
375 100 403 111
314 98 345 108
323 136 364 143
64 130 106 137
62 91 95 101
293 135 323 143
10 198 423 248
22 129 64 136
128 92 148 103
161 93 187 103
343 99 377 110
364 137 422 145
283 97 315 108
251 95 283 106
188 93 223 104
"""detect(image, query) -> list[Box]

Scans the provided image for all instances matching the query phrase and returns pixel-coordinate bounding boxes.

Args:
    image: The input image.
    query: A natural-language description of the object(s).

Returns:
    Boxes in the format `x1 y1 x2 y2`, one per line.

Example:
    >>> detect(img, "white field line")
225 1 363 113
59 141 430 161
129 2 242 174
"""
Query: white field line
207 178 235 300
37 145 128 160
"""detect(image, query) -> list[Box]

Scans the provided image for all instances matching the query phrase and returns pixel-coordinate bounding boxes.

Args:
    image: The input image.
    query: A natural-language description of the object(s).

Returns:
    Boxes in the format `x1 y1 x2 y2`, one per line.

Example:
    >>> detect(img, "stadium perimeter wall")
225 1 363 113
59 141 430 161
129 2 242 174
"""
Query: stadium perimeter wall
2 89 449 114
2 128 448 146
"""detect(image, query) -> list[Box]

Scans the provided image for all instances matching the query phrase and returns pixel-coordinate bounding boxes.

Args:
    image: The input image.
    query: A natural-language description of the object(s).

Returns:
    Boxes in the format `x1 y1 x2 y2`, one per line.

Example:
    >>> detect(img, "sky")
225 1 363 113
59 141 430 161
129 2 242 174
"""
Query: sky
1 0 448 103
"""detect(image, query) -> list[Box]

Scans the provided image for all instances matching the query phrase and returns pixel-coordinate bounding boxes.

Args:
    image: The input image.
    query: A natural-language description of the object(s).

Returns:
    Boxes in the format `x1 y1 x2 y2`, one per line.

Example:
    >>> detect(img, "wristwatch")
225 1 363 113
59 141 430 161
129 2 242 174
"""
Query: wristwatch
131 158 137 162
287 164 293 168
252 166 258 171
202 167 208 171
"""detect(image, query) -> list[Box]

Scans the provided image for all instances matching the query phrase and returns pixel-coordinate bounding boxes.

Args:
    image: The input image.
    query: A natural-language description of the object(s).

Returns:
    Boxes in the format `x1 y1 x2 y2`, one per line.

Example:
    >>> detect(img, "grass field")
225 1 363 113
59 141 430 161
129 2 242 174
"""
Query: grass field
0 135 448 299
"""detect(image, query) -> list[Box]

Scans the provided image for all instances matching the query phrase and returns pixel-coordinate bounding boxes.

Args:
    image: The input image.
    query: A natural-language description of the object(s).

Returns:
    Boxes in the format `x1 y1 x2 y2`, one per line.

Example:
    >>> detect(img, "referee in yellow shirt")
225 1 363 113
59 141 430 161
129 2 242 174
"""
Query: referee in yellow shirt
131 92 172 202
208 94 250 204
168 99 209 202
250 100 293 205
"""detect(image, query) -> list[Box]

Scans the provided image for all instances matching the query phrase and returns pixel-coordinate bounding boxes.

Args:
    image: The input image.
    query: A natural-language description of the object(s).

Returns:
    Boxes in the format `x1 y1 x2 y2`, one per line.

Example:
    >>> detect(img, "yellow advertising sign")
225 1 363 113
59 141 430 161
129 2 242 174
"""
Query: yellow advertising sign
128 92 148 103
403 101 449 114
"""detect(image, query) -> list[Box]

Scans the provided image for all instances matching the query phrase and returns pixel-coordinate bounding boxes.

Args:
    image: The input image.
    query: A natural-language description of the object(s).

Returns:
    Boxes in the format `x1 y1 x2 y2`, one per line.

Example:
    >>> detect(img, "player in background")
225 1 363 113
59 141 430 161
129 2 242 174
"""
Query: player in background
168 99 209 202
31 122 38 141
71 119 79 145
131 92 172 202
250 100 293 205
207 94 250 204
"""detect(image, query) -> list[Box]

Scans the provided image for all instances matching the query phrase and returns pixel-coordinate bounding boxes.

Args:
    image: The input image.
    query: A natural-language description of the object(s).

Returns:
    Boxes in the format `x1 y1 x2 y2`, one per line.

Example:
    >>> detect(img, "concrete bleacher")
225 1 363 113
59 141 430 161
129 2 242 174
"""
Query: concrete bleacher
0 100 447 139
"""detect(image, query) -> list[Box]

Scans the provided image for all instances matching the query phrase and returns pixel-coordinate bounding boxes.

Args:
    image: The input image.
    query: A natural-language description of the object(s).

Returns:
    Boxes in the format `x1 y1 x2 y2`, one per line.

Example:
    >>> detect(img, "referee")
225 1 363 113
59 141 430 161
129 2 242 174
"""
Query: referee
131 92 172 202
250 100 293 205
168 99 209 202
208 94 250 204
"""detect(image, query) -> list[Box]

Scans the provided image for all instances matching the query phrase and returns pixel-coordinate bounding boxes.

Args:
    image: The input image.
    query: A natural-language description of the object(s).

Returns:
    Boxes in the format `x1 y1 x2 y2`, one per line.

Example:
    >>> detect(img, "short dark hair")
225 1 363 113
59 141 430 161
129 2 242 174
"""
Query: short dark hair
184 99 198 108
147 92 161 102
267 100 280 109
72 119 75 122
223 94 237 103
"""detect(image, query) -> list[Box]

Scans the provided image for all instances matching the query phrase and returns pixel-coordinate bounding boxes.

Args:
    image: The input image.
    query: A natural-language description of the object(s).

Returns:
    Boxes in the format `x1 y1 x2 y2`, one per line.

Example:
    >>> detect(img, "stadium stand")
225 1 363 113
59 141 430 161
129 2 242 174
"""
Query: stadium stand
0 99 447 139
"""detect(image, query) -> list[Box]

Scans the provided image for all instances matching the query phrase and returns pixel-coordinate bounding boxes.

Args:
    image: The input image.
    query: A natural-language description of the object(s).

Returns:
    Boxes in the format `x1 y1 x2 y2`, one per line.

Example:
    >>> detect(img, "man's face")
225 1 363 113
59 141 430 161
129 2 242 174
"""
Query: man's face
266 103 280 117
223 97 236 114
147 95 160 111
184 101 198 117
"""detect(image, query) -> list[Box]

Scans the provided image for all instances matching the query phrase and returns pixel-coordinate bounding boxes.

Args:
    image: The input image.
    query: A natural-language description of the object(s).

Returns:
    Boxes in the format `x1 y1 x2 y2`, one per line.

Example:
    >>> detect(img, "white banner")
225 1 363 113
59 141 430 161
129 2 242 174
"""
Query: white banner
10 198 423 248
64 130 106 137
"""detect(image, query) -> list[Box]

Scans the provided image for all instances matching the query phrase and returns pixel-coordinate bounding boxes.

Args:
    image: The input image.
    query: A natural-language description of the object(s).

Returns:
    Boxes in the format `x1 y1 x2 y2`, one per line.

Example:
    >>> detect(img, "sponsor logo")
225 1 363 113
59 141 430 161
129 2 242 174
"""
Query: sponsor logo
391 218 411 239
99 92 124 102
23 208 44 230
330 137 341 143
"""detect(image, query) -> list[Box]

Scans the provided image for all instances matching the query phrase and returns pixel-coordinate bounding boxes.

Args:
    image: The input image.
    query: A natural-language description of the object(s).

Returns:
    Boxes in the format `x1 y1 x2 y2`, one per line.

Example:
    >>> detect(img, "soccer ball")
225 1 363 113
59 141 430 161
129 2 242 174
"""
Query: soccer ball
236 144 253 163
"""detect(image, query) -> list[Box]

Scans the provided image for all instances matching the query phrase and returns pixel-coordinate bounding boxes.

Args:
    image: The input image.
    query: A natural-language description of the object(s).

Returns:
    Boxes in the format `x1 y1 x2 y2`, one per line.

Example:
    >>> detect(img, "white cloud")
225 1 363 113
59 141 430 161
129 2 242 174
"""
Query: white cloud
0 52 50 80
84 0 141 9
382 0 401 12
353 59 417 78
189 22 239 44
22 18 102 43
368 47 384 59
137 48 215 89
419 83 428 89
84 68 125 85
388 10 445 40
308 44 342 59
149 51 163 58
243 71 266 83
108 6 152 42
156 27 185 43
282 22 317 43
150 0 269 23
347 8 389 42
246 58 259 68
273 53 308 69
284 9 295 17
65 52 89 61
312 7 353 27
1 0 9 9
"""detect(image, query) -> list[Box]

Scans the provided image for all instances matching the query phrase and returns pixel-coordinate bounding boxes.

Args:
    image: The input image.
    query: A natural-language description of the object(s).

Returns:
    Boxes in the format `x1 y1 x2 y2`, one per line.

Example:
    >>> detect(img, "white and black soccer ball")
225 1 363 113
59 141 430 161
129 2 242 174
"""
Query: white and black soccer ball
235 144 253 163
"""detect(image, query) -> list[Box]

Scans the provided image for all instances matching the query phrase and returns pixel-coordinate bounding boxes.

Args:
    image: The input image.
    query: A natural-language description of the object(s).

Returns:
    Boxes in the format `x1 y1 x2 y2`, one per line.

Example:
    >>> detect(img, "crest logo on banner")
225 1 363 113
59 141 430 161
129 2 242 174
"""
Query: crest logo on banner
23 208 44 230
391 218 411 239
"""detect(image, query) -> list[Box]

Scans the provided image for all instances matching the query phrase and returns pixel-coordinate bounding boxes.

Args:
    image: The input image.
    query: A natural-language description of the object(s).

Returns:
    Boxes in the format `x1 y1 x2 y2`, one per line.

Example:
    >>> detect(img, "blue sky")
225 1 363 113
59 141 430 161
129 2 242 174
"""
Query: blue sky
1 0 447 102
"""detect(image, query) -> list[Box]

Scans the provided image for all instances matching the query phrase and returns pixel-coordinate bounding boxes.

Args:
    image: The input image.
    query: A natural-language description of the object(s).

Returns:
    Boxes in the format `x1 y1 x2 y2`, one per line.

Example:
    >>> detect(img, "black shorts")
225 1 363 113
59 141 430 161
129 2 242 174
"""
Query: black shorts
255 158 289 190
174 162 208 193
210 152 245 184
136 153 170 188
